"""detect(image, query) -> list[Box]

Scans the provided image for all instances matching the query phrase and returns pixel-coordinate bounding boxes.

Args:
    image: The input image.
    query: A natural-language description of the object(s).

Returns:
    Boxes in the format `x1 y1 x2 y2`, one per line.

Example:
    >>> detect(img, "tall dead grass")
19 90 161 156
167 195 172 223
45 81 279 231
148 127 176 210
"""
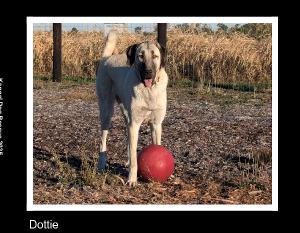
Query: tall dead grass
33 31 271 86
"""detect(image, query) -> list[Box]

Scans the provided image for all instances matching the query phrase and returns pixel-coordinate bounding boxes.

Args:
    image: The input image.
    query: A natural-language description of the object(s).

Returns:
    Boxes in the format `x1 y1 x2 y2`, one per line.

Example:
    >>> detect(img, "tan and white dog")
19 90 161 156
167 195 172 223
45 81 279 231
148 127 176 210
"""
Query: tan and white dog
96 31 168 186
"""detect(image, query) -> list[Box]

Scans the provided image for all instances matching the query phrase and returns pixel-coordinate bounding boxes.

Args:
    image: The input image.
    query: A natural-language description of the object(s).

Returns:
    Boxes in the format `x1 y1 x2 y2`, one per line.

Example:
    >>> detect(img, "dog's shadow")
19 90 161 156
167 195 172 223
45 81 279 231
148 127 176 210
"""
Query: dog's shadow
34 146 83 169
33 146 128 178
106 162 128 177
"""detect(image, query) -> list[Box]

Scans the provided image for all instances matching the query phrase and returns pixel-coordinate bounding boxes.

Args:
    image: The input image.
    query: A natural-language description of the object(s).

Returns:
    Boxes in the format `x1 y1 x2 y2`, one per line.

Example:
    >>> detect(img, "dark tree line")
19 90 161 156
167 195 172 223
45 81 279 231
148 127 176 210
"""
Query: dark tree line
173 23 272 39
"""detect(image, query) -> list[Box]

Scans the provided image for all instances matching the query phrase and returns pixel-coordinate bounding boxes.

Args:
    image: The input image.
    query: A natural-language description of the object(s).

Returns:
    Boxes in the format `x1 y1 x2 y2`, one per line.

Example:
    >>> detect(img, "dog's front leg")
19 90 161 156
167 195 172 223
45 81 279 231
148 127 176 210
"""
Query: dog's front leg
150 123 162 145
127 122 140 187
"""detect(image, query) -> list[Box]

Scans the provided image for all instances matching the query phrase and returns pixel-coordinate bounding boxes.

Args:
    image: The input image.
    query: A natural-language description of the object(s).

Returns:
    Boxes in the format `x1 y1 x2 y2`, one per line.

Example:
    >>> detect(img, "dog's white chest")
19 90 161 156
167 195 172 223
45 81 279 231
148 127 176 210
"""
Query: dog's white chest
133 85 165 110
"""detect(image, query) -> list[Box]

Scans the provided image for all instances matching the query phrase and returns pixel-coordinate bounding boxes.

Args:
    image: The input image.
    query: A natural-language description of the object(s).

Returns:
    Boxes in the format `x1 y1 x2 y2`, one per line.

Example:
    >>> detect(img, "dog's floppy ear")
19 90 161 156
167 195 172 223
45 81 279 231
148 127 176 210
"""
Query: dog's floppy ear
126 44 139 66
156 42 166 68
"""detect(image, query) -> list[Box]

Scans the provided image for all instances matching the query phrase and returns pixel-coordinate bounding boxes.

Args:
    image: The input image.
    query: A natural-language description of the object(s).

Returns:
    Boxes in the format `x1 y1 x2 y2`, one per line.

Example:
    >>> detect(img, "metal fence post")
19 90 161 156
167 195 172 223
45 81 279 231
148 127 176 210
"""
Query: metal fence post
53 23 62 82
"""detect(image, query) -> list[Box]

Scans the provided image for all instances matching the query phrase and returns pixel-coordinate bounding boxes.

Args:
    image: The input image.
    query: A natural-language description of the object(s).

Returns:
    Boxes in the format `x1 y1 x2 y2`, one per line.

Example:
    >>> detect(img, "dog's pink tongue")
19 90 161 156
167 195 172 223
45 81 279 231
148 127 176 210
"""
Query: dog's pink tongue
144 79 152 87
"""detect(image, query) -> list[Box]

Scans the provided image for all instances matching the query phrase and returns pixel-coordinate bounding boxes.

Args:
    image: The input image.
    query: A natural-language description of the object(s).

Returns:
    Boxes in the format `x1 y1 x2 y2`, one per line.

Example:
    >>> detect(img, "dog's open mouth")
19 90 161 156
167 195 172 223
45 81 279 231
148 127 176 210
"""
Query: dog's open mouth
144 78 153 88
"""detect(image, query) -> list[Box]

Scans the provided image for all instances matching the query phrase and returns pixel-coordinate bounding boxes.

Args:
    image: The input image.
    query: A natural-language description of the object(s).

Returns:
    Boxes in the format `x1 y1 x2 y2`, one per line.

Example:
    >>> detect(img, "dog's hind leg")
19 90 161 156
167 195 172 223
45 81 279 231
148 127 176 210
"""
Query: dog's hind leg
98 130 109 172
100 130 109 152
97 80 115 171
118 103 130 167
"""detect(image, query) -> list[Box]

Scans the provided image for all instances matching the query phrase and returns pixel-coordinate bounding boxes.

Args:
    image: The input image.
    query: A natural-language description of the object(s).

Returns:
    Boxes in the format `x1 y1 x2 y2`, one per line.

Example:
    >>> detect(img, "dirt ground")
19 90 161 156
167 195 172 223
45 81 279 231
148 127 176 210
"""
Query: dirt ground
33 82 272 204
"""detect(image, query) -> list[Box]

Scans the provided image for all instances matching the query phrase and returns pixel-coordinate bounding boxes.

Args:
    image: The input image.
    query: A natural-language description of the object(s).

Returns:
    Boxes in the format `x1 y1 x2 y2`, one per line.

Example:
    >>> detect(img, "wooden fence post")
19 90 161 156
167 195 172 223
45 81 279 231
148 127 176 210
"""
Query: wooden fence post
157 23 167 68
157 23 167 48
53 23 62 82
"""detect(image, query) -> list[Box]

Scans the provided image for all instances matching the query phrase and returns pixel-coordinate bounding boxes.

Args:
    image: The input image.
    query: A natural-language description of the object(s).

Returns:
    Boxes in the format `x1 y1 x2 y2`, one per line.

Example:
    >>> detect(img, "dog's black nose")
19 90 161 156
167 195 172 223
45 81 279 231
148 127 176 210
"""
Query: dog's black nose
145 69 152 74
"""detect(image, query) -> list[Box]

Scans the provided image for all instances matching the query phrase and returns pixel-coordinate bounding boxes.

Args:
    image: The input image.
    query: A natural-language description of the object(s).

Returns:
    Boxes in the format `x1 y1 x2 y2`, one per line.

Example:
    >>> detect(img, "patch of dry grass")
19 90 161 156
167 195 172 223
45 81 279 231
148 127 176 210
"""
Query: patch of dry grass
33 31 271 86
252 147 272 165
167 30 271 85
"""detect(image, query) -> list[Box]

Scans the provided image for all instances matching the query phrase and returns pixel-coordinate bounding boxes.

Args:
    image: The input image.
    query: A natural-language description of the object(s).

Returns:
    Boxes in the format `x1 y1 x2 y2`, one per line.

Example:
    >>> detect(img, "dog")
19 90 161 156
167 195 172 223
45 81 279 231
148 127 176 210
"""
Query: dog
96 31 168 186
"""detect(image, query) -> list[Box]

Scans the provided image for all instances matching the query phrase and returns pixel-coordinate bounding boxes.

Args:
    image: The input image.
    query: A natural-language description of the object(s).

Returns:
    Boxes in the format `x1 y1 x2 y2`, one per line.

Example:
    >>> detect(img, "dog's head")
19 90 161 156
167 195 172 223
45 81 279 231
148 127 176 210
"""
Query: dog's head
126 41 166 88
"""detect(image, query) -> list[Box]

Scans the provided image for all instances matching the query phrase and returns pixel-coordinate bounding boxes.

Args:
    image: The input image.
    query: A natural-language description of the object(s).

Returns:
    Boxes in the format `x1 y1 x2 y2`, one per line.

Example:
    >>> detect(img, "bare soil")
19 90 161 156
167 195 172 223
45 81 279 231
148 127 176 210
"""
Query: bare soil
33 83 272 204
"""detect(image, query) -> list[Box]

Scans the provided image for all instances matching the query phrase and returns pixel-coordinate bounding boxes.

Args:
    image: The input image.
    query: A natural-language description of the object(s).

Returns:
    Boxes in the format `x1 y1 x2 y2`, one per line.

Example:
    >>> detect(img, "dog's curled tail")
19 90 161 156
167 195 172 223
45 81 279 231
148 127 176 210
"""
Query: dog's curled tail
102 30 118 58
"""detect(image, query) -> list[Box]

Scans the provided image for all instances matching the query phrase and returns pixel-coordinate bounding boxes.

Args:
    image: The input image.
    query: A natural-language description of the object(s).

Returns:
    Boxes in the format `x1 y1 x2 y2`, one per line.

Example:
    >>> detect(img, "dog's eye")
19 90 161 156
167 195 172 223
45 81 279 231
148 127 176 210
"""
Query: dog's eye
138 54 144 59
153 55 158 59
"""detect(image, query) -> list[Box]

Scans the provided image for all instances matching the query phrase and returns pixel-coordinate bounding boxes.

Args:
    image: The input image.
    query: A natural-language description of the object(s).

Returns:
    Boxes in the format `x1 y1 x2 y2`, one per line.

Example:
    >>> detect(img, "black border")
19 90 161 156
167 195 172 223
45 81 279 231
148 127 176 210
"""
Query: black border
1 11 283 231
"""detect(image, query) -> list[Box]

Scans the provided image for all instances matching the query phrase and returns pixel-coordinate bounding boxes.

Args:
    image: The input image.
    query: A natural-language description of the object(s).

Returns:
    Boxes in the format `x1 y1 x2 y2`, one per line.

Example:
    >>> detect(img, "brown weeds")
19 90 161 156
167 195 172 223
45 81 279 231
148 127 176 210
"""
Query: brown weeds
33 31 271 86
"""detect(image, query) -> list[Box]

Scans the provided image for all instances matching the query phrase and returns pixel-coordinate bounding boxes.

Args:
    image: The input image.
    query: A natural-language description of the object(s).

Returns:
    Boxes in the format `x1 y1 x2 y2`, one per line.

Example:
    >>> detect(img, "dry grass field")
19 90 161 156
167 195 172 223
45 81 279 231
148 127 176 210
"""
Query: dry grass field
33 30 271 89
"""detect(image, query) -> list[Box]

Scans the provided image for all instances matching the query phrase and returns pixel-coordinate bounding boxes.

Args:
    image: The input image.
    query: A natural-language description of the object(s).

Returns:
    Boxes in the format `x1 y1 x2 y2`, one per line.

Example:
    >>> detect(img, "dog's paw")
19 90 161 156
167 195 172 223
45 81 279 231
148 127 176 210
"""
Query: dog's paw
126 172 137 187
97 151 106 172
126 179 137 187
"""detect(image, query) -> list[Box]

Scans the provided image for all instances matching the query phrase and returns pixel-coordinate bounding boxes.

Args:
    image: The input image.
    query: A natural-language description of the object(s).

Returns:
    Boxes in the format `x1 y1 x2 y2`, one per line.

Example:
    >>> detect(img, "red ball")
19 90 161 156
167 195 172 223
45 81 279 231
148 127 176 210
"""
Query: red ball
138 144 174 182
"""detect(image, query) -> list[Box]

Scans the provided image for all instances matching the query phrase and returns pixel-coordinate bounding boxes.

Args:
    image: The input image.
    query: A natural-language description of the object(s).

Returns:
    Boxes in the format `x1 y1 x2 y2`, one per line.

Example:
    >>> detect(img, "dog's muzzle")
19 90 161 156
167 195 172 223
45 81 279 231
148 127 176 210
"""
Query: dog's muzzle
142 70 154 88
